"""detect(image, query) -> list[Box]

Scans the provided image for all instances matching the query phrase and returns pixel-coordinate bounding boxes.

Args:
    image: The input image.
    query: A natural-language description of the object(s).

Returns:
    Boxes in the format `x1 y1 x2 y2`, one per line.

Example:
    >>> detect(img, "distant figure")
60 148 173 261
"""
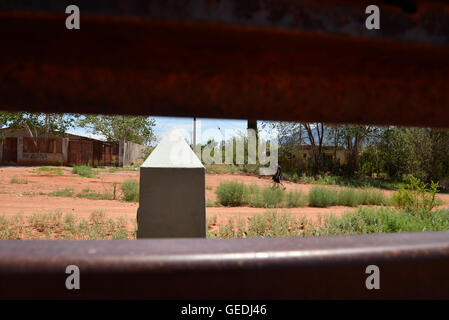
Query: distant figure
271 165 286 190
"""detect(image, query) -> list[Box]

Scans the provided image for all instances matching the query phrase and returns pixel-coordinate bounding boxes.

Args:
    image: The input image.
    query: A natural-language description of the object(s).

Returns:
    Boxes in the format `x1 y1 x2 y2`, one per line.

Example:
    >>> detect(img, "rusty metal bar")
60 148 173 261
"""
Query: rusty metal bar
0 1 449 127
1 232 448 299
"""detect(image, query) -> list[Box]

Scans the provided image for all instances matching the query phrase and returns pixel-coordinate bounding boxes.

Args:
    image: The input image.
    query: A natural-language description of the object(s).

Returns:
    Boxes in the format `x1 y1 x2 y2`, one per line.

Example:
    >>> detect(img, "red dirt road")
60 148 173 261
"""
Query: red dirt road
1 166 448 228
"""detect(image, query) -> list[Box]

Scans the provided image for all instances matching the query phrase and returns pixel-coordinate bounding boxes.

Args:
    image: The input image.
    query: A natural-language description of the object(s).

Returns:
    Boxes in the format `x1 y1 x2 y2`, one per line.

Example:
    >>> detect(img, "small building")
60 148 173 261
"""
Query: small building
0 126 146 167
298 145 348 165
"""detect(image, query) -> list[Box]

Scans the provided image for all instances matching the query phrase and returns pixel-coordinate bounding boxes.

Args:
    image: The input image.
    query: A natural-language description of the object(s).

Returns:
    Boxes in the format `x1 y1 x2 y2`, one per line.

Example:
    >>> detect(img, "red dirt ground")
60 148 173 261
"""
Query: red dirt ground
1 166 448 229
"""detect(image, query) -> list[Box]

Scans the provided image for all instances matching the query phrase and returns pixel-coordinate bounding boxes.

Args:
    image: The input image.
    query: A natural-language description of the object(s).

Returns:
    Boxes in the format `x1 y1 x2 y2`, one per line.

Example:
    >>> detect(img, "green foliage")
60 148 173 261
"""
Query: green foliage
248 211 302 238
121 179 139 202
14 210 133 240
308 187 337 207
48 187 74 197
308 186 389 207
72 165 94 178
392 176 440 214
260 188 285 208
28 210 63 233
357 189 390 206
205 164 259 175
218 218 236 238
206 199 218 207
10 175 28 184
0 112 77 136
211 211 306 238
77 114 156 145
315 207 449 236
142 146 155 160
76 188 114 200
217 182 388 208
376 128 419 179
34 167 63 175
216 181 246 206
247 213 268 237
216 182 308 208
206 215 217 230
244 185 285 208
285 191 308 207
47 187 113 200
336 188 358 207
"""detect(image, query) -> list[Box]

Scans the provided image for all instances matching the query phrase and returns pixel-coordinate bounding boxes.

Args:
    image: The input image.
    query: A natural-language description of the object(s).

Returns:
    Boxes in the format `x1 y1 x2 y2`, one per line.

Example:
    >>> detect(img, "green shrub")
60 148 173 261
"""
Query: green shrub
245 185 306 208
285 191 307 207
336 188 358 207
308 187 337 207
261 188 284 208
121 179 139 202
10 175 27 184
247 213 268 237
72 165 94 178
358 189 389 206
28 210 63 233
247 211 303 237
206 215 217 230
218 218 236 238
0 210 134 240
206 199 218 207
216 181 246 206
48 187 74 197
76 188 113 200
315 207 449 236
392 176 440 214
36 167 63 175
309 186 388 208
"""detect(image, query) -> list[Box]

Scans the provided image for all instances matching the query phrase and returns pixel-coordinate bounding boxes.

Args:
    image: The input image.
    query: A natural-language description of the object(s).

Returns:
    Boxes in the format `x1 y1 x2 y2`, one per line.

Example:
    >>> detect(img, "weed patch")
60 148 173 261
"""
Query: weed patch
121 179 139 202
10 175 27 184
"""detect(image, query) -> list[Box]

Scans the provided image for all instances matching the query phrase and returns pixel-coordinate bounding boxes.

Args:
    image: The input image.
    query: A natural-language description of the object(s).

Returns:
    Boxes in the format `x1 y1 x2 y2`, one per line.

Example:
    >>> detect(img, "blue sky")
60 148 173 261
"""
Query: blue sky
68 116 254 145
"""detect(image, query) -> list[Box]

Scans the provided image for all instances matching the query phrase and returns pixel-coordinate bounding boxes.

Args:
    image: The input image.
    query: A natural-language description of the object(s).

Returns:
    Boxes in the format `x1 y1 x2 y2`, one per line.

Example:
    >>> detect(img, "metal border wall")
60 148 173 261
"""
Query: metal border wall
1 232 448 299
1 1 449 299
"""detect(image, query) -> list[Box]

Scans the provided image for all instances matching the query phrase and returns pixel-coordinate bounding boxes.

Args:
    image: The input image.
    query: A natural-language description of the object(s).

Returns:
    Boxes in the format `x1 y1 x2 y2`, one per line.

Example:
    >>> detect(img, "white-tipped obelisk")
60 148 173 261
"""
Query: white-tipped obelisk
137 128 205 238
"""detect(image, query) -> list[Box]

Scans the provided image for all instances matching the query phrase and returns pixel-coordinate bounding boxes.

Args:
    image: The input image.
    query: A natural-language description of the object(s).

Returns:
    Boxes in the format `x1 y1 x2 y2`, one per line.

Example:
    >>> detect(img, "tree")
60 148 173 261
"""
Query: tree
303 123 326 174
376 127 418 180
409 128 449 183
338 125 377 176
0 112 76 135
77 115 156 145
262 121 304 174
262 121 327 175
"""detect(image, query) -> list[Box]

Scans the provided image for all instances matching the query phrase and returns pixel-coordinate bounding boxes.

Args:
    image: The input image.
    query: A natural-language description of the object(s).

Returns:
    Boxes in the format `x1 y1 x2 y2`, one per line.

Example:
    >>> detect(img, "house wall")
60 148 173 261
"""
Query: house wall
16 137 68 165
298 148 348 165
119 140 146 167
0 127 120 166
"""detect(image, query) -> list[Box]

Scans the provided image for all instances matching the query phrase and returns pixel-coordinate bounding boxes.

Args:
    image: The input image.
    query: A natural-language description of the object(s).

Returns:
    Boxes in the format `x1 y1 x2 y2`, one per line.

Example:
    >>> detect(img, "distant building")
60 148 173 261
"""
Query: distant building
297 145 348 165
0 126 146 167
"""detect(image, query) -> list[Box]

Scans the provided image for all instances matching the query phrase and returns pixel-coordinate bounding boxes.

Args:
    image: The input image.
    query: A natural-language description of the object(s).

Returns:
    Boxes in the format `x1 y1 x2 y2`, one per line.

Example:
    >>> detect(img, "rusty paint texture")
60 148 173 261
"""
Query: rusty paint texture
0 12 448 127
0 232 448 299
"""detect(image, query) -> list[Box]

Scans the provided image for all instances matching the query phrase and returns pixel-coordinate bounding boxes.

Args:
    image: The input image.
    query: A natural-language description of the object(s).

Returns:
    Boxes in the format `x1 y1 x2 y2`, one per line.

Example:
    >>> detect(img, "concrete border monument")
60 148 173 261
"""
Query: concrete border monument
137 128 205 238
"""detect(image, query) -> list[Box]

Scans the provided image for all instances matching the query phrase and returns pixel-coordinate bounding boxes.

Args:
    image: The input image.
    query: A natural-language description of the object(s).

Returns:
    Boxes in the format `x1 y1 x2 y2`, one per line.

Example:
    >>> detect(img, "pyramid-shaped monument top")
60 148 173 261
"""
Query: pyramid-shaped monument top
141 128 203 168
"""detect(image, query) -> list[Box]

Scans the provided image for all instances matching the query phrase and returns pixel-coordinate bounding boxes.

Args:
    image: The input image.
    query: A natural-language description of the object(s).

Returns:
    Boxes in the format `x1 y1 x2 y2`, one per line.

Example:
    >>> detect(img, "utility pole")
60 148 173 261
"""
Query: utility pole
193 117 197 155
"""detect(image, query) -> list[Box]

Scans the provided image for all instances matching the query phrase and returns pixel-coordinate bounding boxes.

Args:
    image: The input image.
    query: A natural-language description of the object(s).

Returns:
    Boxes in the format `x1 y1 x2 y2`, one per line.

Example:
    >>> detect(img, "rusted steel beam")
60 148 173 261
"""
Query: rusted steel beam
0 232 448 299
2 1 449 44
0 11 448 128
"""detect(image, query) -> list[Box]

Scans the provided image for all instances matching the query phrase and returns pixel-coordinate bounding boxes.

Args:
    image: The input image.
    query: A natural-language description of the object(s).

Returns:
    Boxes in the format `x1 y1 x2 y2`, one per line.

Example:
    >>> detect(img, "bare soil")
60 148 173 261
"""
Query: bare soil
1 166 448 230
